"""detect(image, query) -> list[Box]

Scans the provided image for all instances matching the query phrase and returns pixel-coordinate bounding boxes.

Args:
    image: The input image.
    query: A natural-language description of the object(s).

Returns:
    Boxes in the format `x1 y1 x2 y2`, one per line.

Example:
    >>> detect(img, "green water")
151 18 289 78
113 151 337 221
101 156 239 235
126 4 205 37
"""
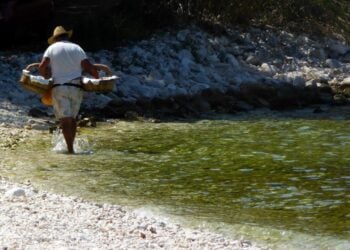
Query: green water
1 110 350 249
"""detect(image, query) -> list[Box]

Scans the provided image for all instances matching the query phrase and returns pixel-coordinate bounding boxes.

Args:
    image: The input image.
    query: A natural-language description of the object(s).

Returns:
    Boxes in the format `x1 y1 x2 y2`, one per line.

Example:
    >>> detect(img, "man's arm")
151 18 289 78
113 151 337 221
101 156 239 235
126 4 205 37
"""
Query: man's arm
38 57 51 79
81 59 99 79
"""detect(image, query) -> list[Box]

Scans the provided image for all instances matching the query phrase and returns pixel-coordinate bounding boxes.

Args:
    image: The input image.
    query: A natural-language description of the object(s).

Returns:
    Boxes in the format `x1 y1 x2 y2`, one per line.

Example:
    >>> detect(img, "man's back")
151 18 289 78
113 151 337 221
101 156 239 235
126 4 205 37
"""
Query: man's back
43 41 86 84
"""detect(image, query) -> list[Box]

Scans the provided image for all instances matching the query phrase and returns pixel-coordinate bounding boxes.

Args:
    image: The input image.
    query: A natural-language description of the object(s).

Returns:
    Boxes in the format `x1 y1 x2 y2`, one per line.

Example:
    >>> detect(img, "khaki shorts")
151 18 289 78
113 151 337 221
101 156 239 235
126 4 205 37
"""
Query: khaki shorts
52 86 83 119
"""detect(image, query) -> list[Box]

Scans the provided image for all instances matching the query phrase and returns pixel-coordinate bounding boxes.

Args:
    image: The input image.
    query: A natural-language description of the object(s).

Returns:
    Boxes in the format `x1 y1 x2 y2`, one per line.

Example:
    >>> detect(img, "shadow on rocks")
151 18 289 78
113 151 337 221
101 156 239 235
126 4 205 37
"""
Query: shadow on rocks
81 83 334 122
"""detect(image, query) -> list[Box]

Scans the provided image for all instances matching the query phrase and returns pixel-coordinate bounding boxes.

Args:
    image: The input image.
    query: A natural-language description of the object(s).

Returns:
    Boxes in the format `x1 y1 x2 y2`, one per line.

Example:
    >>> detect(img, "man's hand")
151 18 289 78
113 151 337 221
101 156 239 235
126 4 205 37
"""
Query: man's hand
38 57 51 79
81 59 99 79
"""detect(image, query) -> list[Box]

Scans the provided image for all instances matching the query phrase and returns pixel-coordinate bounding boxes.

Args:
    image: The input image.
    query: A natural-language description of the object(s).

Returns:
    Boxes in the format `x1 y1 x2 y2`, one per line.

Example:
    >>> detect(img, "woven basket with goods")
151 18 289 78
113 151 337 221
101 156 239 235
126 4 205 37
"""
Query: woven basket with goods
19 63 52 95
82 64 118 93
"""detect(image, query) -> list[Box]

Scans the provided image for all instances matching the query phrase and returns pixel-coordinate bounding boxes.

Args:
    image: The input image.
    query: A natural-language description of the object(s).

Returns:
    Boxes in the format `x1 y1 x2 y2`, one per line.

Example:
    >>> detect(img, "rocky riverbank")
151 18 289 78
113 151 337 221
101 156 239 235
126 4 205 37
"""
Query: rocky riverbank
2 25 350 126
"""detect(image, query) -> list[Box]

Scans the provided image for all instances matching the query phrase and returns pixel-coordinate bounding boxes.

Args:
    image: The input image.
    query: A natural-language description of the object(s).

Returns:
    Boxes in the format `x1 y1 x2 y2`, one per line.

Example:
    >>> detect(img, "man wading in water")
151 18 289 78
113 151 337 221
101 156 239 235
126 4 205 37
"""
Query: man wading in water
39 26 98 154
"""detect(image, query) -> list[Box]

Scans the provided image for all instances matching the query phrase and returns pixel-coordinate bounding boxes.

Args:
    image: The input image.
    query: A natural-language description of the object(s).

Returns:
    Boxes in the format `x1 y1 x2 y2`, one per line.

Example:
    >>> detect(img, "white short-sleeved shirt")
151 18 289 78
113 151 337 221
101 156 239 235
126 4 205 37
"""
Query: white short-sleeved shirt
43 41 87 84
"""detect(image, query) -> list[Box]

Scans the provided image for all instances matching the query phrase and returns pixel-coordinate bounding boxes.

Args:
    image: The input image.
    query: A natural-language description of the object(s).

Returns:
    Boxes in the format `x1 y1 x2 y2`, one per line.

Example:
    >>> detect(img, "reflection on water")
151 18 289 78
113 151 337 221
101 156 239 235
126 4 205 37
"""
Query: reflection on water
1 111 350 249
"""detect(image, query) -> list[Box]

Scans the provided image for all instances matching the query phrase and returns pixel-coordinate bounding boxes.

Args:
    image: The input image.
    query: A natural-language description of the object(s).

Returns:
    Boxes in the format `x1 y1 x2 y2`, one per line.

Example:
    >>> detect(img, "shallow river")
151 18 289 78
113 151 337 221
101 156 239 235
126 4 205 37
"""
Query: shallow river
1 109 350 249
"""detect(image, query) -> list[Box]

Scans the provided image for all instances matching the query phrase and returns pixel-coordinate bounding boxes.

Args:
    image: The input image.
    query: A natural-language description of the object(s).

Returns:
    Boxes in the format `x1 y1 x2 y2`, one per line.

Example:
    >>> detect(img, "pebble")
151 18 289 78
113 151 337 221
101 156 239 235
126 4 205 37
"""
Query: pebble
5 188 26 198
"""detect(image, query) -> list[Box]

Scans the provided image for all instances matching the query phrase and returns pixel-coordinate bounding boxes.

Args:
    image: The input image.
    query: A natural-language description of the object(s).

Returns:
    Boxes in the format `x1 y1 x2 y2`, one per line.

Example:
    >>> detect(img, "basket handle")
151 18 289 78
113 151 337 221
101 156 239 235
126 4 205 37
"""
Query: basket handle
94 64 113 76
24 62 53 79
25 63 113 76
25 63 40 71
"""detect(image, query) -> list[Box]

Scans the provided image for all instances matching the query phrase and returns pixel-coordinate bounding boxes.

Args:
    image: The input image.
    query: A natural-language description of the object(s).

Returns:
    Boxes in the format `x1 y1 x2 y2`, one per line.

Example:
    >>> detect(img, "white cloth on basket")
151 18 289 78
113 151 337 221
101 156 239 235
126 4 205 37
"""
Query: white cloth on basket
82 76 118 85
22 70 51 85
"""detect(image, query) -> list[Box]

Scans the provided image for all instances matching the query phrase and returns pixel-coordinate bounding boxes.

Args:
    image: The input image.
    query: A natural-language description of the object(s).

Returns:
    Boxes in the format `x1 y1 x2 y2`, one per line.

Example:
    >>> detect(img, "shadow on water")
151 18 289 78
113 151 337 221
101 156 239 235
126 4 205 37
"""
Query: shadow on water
156 105 350 123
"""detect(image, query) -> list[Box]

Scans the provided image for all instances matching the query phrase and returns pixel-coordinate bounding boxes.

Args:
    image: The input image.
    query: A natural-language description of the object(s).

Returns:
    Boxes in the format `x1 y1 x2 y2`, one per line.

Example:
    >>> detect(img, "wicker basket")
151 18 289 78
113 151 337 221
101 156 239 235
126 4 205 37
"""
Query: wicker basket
19 63 52 95
82 64 118 93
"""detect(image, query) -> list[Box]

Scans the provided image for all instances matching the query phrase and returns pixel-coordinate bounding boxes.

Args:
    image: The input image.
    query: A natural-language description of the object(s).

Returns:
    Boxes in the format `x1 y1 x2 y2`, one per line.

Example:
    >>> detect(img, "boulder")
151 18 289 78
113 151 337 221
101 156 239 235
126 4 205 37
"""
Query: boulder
325 59 342 68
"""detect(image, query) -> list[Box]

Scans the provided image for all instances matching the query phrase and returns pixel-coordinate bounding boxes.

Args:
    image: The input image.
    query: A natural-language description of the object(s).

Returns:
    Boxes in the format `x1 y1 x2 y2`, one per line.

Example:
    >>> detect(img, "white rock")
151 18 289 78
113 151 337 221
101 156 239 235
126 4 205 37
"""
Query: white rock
285 72 306 87
316 82 329 88
305 80 317 88
5 188 26 198
260 63 277 75
246 54 262 66
341 77 350 85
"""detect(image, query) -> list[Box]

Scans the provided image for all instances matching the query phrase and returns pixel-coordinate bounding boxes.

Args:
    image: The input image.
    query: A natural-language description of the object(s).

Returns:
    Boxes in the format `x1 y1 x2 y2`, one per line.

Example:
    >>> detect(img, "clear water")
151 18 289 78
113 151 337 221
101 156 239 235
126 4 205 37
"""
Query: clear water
1 109 349 249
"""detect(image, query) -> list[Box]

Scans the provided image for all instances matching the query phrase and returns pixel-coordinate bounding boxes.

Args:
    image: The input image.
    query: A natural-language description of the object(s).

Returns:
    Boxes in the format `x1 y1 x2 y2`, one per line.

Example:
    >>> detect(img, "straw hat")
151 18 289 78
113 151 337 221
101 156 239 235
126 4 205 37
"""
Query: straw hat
48 26 73 45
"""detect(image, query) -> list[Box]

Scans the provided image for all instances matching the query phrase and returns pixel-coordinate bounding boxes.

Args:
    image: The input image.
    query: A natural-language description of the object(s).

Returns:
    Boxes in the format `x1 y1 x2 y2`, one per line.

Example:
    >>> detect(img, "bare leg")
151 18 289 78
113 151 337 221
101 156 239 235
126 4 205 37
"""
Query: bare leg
60 117 77 154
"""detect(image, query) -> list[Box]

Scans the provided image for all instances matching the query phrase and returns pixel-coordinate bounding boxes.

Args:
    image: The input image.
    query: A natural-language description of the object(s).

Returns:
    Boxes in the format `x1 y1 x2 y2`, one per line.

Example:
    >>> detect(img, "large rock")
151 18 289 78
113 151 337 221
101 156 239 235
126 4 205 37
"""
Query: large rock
340 77 350 85
325 59 342 68
327 41 350 57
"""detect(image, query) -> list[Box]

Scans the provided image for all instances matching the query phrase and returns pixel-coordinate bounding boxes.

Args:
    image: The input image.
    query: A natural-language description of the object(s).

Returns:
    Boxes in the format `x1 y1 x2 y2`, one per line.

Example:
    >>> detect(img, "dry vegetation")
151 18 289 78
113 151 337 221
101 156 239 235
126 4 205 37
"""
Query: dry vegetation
55 0 350 48
2 0 350 50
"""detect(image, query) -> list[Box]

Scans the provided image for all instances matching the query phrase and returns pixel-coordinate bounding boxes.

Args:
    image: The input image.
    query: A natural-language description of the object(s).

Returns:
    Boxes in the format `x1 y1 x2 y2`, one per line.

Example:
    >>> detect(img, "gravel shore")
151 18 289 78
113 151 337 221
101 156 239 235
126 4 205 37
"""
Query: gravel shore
0 177 263 250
